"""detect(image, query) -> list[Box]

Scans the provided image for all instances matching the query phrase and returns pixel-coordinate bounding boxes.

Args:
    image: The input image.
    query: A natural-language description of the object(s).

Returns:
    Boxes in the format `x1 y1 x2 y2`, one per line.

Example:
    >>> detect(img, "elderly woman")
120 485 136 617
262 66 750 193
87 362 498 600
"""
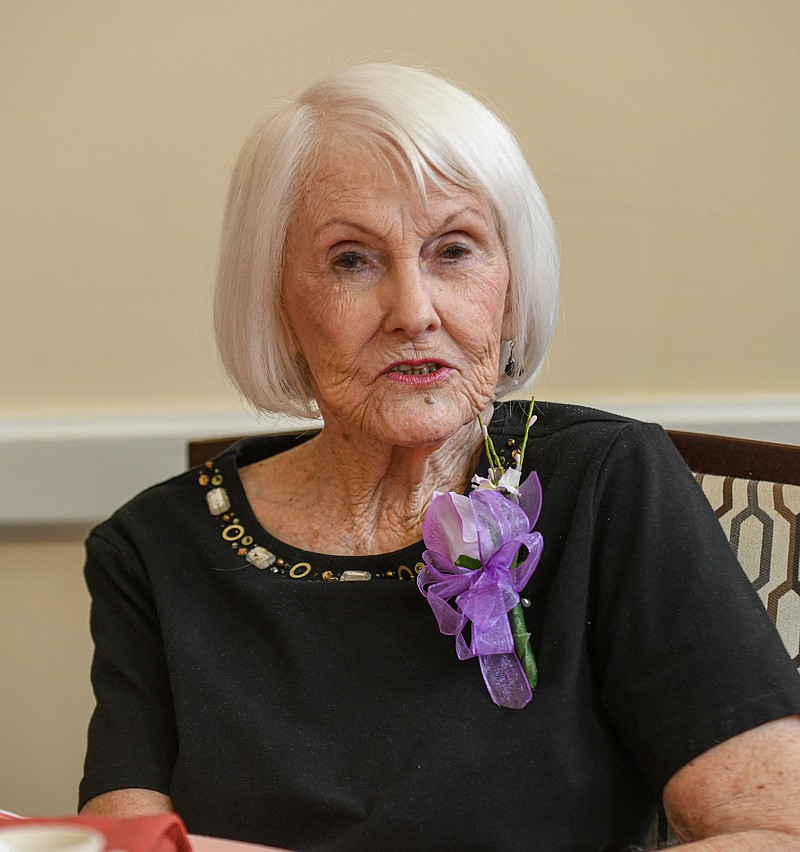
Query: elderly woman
80 65 800 850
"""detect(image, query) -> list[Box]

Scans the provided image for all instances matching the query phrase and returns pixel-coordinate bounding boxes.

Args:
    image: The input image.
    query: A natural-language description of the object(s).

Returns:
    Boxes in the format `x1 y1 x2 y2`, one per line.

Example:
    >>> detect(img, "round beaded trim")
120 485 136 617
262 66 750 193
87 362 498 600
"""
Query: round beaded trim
198 460 424 581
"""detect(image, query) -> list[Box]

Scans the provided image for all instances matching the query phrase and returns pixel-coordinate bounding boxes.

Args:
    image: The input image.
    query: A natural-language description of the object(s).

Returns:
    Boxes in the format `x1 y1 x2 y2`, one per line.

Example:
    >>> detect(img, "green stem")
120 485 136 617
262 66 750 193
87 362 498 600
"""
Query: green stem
478 414 503 477
508 602 538 691
516 396 536 472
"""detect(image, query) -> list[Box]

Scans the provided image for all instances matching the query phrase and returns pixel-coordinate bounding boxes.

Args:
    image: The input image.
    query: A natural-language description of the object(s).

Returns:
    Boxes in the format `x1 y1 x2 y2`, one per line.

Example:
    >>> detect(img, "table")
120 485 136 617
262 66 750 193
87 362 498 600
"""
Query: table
190 836 291 852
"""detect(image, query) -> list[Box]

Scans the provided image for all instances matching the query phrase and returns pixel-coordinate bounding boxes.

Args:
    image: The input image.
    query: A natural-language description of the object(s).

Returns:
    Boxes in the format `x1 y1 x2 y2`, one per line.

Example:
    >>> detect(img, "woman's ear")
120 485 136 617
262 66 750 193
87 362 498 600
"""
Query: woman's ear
278 285 302 358
284 324 302 360
501 285 514 340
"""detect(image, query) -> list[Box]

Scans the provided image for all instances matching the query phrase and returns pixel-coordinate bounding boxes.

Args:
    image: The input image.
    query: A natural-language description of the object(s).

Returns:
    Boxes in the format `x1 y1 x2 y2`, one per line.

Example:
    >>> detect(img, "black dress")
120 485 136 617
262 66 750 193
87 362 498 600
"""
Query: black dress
80 402 800 851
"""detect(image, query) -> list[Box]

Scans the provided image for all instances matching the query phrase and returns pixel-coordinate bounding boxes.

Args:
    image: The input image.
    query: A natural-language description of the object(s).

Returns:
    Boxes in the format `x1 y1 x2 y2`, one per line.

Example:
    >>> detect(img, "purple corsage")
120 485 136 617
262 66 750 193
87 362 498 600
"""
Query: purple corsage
417 399 543 709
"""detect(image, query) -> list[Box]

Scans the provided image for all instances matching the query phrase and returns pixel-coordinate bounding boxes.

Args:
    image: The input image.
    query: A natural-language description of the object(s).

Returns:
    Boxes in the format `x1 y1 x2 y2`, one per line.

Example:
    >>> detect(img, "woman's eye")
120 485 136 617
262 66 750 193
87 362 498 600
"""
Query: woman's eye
439 243 471 261
332 251 366 271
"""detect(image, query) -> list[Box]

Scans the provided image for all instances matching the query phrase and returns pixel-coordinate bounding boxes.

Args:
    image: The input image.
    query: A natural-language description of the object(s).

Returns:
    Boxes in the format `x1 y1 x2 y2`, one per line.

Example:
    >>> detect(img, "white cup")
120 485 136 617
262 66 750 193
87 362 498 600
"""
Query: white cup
0 825 106 852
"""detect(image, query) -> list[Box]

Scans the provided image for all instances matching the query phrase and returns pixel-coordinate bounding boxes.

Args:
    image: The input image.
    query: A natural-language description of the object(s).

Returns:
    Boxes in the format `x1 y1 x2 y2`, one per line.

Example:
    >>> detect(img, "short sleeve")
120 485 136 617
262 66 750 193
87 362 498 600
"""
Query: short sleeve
79 527 178 809
590 422 800 791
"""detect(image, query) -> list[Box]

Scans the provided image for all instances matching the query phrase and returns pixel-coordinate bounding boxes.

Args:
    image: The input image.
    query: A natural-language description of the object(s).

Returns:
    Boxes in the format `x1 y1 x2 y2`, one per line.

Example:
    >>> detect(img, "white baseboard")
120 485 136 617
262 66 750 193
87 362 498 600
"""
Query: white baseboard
2 397 799 527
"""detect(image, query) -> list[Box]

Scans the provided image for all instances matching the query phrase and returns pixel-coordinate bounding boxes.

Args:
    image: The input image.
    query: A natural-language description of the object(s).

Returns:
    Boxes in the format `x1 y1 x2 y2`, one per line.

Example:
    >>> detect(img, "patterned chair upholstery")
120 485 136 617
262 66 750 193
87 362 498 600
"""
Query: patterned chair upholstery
697 474 800 669
643 430 800 848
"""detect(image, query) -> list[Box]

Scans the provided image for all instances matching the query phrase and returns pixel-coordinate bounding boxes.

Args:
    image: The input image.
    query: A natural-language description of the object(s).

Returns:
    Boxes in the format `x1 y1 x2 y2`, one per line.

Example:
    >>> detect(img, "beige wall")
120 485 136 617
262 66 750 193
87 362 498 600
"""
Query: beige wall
2 0 798 817
0 532 94 816
2 0 798 416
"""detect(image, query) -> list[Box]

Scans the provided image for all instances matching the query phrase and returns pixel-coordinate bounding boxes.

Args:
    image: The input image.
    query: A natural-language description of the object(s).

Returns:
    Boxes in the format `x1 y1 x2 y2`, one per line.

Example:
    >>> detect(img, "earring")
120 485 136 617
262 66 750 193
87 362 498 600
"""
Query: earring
502 339 522 383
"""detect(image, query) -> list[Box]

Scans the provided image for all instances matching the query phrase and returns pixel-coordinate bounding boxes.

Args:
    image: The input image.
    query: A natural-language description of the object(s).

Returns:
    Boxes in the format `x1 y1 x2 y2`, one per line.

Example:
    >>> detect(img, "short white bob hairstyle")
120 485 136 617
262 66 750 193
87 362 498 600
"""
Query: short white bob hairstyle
215 63 560 418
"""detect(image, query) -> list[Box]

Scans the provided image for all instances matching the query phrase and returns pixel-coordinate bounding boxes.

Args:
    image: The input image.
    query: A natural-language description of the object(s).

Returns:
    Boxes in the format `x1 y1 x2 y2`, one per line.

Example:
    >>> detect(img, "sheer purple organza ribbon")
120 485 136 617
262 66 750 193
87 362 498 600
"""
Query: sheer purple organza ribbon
417 472 543 709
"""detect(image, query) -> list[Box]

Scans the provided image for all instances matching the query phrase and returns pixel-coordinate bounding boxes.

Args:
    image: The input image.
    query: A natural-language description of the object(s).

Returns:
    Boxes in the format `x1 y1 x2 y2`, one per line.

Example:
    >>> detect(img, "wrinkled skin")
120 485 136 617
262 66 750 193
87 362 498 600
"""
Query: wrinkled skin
282 137 510 450
240 137 512 555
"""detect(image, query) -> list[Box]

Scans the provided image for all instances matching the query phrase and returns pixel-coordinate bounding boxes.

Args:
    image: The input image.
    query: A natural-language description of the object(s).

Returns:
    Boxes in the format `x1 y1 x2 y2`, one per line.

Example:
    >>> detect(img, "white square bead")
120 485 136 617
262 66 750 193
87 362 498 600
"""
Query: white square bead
340 570 372 582
246 546 277 570
206 487 231 516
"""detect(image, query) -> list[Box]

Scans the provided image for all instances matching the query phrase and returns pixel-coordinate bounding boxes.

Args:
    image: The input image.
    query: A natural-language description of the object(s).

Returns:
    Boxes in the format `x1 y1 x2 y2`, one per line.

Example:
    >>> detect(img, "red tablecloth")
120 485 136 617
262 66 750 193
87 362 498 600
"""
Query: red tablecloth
0 813 290 851
0 814 190 851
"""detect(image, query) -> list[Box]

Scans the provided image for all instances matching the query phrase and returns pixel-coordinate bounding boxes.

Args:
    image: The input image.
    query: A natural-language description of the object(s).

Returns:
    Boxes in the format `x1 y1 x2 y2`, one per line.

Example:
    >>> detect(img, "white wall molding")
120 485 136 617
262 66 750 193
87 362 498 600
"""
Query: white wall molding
0 409 319 443
1 409 320 527
3 398 799 527
556 395 800 442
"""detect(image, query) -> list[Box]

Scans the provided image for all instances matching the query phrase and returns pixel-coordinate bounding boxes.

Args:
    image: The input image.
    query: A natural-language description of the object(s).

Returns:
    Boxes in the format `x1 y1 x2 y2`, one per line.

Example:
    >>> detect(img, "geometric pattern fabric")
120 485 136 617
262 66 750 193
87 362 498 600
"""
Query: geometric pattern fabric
696 474 800 671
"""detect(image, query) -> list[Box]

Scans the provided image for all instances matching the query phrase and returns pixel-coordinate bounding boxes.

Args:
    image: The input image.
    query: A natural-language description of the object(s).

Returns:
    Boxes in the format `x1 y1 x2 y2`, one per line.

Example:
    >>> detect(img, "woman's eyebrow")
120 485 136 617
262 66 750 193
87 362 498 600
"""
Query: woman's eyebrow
435 206 489 231
314 218 384 240
314 206 488 242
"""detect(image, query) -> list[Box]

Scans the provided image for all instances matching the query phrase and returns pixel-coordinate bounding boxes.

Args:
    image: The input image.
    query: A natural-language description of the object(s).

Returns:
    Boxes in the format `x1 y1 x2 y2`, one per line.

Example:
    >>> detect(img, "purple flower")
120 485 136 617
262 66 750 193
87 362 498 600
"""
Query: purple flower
418 473 543 708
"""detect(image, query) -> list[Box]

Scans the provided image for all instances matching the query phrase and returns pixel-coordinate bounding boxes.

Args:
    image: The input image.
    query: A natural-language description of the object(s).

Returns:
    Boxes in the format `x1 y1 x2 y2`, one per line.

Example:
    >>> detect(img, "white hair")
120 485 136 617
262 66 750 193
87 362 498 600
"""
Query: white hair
215 63 560 417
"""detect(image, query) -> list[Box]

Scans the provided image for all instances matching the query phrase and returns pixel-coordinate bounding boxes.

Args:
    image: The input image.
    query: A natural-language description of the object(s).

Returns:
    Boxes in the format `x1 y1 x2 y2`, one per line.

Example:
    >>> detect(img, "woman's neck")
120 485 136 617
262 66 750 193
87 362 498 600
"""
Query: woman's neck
241 410 489 556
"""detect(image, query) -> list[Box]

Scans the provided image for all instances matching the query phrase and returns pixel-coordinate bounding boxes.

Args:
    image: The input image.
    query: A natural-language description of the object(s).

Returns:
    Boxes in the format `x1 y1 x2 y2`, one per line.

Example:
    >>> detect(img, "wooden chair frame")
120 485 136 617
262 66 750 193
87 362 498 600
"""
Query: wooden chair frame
666 430 800 485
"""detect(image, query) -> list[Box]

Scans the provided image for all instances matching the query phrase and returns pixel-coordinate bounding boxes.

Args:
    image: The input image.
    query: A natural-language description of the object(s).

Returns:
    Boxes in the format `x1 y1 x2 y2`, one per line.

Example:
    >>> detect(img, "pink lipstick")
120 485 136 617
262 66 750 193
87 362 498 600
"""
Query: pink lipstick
384 359 452 385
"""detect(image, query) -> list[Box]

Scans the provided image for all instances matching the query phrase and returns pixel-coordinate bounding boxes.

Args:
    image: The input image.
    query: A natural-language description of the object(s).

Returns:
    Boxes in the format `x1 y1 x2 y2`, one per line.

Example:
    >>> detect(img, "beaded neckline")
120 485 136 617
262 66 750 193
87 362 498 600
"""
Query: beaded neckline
197 456 425 581
197 420 521 582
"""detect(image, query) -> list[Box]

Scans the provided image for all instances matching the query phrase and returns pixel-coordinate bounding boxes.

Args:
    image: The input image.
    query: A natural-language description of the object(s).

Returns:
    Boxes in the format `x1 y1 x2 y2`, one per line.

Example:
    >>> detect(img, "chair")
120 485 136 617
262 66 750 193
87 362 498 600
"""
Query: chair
188 436 253 469
666 429 800 485
665 429 800 672
647 430 800 848
189 428 800 849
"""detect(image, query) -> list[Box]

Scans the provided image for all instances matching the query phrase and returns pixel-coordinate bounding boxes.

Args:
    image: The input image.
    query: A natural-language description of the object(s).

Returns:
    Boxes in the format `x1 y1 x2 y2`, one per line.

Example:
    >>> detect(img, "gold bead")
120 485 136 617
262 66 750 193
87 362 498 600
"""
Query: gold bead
322 570 335 581
289 562 312 579
198 474 210 486
222 524 245 541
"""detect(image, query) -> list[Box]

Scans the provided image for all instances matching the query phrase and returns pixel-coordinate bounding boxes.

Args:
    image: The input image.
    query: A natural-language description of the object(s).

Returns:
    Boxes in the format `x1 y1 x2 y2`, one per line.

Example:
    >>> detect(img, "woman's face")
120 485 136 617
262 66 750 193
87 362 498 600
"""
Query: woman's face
282 138 511 449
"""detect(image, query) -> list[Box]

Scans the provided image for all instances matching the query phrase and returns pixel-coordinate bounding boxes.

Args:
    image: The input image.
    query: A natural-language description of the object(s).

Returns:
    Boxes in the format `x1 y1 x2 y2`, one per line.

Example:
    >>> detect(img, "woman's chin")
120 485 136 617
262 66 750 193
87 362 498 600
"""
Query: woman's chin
360 398 478 449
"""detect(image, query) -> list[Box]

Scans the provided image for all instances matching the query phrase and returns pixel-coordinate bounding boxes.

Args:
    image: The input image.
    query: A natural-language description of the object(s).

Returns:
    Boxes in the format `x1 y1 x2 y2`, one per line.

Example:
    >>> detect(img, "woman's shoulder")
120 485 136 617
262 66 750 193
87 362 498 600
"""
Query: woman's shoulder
491 399 642 440
90 431 318 546
490 399 682 488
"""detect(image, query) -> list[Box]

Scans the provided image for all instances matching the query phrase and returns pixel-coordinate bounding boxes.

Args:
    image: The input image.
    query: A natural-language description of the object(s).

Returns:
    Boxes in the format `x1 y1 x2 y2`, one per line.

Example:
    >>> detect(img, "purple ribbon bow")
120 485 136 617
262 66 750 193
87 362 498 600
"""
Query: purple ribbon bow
417 472 544 709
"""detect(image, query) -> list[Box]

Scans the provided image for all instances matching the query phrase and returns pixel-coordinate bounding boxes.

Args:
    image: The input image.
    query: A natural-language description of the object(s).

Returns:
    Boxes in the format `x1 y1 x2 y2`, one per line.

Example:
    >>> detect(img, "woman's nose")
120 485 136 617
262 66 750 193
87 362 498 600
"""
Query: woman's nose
382 260 441 338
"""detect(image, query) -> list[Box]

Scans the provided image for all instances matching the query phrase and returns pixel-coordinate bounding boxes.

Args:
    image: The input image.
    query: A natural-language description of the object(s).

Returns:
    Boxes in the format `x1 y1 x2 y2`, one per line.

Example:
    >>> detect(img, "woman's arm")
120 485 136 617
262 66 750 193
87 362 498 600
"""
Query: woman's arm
80 788 174 817
663 715 800 849
80 530 179 813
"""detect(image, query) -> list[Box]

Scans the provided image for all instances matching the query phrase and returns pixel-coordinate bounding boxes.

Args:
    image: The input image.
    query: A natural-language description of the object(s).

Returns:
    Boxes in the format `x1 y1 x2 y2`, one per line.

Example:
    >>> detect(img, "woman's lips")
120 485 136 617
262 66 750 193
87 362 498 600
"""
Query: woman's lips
384 359 452 385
